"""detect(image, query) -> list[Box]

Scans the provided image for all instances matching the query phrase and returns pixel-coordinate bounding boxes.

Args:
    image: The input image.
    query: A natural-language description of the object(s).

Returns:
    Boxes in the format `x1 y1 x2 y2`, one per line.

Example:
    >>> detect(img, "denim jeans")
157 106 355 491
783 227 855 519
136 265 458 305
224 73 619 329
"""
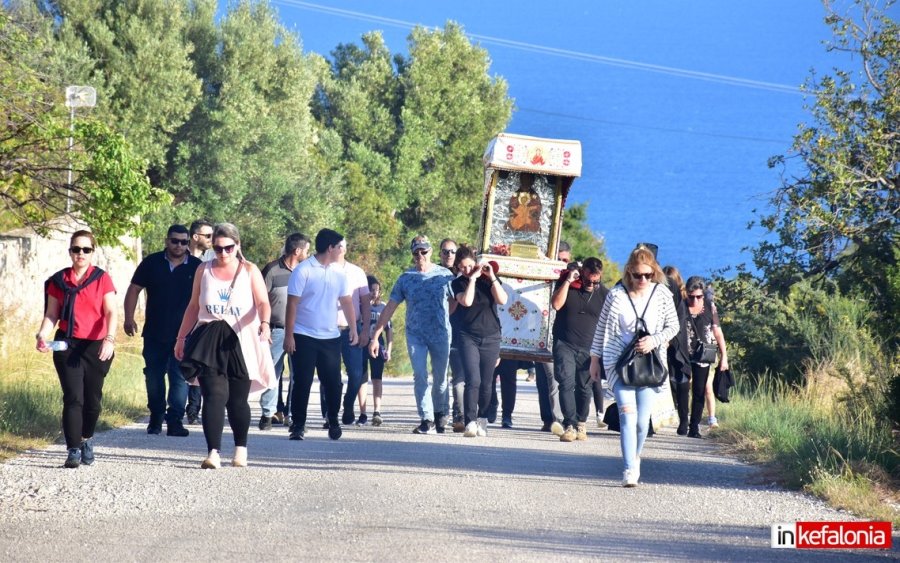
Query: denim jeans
448 343 465 421
290 334 342 430
457 332 501 424
260 327 292 417
340 324 364 417
406 332 450 422
613 380 658 472
142 338 188 425
535 361 562 423
553 339 593 427
186 386 201 419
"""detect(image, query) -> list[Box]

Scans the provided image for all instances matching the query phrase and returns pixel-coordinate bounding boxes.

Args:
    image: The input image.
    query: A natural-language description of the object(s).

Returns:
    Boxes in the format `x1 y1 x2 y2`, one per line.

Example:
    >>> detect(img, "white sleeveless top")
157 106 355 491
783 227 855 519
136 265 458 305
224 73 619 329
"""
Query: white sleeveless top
197 263 274 393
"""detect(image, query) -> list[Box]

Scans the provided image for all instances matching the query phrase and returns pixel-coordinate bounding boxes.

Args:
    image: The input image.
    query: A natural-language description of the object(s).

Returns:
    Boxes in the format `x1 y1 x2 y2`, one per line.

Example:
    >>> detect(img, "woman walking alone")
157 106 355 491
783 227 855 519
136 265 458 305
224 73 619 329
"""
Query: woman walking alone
451 246 507 437
36 230 117 468
590 246 678 487
175 223 274 468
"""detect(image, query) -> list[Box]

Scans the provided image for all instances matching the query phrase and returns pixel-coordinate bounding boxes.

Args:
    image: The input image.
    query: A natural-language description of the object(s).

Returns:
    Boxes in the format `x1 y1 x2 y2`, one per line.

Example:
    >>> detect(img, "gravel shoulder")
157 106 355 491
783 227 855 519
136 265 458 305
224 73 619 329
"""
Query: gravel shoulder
0 378 895 561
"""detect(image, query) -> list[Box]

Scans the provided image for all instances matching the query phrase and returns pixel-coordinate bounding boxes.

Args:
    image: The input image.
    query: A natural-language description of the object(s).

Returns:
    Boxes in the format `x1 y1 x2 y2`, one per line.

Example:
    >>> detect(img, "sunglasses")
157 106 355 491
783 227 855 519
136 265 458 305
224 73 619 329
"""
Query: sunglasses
582 280 599 287
688 294 704 301
213 244 236 254
412 249 430 257
169 238 190 246
441 249 457 256
197 233 212 239
69 246 94 255
630 272 653 280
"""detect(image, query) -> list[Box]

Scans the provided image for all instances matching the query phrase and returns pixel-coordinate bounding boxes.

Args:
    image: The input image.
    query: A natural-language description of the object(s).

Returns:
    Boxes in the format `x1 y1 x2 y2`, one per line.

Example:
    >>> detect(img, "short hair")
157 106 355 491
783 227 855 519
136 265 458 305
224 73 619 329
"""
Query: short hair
189 220 213 236
366 275 380 289
439 238 458 249
70 229 96 248
284 233 310 255
315 228 344 254
685 276 706 292
558 241 571 252
582 257 603 275
167 224 189 237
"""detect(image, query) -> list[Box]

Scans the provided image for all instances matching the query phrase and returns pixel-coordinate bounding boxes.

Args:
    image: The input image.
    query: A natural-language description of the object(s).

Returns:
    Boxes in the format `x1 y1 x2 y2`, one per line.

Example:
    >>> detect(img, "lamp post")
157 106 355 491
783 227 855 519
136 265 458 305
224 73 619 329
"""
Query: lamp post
64 86 97 212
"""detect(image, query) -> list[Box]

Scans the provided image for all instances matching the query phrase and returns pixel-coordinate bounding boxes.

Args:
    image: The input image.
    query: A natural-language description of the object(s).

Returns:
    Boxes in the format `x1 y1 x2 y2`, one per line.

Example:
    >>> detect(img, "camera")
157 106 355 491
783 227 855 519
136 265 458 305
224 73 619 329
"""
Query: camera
566 261 582 270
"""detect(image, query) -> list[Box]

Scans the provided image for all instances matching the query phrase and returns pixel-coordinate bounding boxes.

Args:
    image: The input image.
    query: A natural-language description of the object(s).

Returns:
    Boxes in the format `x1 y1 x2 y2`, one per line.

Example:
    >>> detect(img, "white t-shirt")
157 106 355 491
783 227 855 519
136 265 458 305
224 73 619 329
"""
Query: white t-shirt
334 260 369 327
287 256 350 339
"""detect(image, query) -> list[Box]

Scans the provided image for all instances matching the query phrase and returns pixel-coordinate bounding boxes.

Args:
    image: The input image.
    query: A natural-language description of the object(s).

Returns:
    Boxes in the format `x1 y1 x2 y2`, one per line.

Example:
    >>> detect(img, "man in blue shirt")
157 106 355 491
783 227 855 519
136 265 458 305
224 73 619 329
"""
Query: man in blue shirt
369 236 455 434
124 225 202 436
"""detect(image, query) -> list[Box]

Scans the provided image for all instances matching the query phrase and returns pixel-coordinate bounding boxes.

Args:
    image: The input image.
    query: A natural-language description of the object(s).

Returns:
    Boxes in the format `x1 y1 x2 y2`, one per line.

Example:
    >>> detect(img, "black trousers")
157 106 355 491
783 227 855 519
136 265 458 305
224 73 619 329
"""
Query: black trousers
53 336 112 449
458 332 501 424
489 358 517 420
553 339 592 427
688 363 711 429
291 334 342 430
198 372 251 451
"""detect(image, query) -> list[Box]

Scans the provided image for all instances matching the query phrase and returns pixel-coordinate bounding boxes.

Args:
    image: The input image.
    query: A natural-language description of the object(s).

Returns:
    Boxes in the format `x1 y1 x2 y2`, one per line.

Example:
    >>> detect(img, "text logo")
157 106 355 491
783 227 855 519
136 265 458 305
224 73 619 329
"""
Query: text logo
771 522 892 549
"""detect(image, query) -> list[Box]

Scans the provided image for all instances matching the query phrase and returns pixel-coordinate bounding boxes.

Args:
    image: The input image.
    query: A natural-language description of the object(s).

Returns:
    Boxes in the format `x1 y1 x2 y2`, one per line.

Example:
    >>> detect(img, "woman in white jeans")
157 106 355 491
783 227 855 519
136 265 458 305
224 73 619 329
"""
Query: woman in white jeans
590 246 678 487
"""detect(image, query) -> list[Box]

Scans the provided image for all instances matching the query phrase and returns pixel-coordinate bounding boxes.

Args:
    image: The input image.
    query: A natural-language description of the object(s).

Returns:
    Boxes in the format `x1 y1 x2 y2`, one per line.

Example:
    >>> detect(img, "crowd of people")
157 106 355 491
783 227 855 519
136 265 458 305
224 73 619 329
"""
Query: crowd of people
36 225 729 487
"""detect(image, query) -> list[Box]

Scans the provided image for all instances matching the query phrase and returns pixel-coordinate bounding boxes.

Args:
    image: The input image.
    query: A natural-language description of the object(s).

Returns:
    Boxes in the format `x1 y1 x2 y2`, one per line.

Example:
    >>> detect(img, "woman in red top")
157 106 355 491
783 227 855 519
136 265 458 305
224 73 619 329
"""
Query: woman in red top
36 230 117 468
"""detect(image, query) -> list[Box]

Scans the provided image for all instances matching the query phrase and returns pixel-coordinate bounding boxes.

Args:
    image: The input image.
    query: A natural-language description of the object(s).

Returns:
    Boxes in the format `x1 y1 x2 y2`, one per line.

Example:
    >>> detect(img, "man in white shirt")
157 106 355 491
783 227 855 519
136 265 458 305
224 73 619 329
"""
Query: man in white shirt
332 246 371 425
284 229 357 441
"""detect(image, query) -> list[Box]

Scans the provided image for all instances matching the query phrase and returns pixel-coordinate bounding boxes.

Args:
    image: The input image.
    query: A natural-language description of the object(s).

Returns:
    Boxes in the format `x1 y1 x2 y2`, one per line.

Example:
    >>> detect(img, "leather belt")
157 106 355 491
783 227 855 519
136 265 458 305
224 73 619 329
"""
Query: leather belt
338 325 349 331
271 323 285 329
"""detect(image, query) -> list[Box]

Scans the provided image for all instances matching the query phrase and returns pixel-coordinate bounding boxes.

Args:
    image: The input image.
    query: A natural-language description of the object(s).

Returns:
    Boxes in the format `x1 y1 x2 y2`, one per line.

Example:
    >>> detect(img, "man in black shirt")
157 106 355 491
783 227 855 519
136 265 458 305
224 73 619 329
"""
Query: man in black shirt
551 257 607 442
124 225 202 436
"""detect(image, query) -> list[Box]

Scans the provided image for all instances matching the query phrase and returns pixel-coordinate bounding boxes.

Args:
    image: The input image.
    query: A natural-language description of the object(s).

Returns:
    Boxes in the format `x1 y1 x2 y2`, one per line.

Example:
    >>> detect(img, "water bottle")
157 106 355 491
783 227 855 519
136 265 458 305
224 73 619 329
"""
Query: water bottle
47 340 69 352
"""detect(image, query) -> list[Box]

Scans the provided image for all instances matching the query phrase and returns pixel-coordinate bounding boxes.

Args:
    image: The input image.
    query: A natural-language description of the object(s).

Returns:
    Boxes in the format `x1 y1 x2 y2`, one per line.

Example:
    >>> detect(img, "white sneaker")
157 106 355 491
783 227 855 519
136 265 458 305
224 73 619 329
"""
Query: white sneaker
201 449 221 469
463 421 479 437
596 412 608 429
476 417 488 437
550 421 564 436
623 469 639 487
708 416 719 429
232 446 247 467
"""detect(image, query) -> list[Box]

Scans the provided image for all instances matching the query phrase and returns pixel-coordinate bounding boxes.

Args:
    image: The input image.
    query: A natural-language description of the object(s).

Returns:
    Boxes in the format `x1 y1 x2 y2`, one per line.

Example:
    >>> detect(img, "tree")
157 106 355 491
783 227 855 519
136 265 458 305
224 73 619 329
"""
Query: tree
0 7 166 244
755 0 898 324
561 202 619 283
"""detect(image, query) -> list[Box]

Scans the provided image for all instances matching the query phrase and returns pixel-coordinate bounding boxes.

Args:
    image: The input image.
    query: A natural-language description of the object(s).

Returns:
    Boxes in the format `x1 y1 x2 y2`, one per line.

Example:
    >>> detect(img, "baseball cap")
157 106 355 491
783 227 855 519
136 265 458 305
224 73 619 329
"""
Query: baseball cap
410 236 432 253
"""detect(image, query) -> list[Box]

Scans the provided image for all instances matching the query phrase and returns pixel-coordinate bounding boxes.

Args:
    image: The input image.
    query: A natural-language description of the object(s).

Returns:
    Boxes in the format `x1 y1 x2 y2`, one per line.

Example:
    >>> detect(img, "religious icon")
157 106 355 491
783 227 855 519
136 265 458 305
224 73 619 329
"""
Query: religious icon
506 173 541 232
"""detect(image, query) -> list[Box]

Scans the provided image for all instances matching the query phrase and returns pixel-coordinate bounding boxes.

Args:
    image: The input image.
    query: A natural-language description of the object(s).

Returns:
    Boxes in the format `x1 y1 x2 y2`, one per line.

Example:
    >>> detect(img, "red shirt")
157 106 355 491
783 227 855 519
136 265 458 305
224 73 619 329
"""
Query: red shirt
46 266 116 340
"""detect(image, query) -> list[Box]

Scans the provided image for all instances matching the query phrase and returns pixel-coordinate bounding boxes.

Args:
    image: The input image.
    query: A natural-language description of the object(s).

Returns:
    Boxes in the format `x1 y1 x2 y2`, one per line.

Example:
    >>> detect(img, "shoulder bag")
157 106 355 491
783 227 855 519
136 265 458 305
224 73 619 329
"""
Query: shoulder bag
615 285 667 388
689 311 719 364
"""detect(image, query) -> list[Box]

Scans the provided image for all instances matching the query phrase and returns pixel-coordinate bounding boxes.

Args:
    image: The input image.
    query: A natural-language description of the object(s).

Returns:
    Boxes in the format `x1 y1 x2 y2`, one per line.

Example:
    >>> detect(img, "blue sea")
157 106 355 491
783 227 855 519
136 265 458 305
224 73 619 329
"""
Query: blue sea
250 0 867 278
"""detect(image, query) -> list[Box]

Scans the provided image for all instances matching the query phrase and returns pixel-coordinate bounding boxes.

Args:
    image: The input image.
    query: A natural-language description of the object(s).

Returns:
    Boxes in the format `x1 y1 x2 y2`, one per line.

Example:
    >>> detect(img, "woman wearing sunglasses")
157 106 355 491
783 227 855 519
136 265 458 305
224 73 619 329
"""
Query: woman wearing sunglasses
175 223 274 469
684 276 729 438
590 245 679 487
36 230 117 468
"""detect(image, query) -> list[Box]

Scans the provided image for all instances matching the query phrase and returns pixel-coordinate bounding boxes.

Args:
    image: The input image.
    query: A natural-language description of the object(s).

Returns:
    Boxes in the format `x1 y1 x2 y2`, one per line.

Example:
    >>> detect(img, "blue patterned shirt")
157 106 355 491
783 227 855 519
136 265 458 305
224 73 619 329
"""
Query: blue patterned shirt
389 266 454 343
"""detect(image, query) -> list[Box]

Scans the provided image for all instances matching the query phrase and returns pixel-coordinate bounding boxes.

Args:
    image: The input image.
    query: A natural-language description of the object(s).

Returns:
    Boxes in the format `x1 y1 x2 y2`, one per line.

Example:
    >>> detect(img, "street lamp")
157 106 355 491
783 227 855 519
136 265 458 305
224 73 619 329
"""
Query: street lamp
64 85 97 212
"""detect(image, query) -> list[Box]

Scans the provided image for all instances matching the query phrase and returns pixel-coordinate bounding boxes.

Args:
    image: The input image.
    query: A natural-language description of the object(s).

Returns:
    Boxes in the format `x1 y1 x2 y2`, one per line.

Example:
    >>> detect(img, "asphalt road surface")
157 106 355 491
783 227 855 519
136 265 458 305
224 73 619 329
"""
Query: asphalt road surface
1 377 895 561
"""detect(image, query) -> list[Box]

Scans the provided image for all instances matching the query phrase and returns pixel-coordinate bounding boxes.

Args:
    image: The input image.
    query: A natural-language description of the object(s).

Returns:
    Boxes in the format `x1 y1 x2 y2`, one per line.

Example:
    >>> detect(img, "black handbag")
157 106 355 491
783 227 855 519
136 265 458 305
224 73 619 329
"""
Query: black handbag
689 314 719 364
615 286 668 388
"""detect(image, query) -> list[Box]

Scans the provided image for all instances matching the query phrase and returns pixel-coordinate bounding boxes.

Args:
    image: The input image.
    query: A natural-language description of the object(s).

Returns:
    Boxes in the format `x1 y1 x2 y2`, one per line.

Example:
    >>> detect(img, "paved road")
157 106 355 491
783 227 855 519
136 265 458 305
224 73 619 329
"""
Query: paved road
0 378 895 561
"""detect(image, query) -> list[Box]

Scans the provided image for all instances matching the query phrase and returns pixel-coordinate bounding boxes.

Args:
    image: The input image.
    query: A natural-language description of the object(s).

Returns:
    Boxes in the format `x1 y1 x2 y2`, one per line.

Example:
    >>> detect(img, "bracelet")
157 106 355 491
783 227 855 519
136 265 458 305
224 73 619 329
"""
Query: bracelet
492 279 501 285
104 335 115 343
260 320 270 326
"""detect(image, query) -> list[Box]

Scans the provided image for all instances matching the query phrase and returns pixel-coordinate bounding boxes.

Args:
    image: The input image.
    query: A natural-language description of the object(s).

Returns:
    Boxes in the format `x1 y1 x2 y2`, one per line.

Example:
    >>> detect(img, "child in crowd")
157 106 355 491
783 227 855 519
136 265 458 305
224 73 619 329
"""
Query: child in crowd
358 276 392 425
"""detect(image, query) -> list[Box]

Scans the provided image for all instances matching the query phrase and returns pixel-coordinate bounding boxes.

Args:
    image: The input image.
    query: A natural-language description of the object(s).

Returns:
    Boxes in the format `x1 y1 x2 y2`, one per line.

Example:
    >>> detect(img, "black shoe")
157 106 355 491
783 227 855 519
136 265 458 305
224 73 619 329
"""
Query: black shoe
413 420 436 435
356 413 368 425
540 421 552 432
80 438 95 465
167 423 189 437
289 427 305 440
322 421 330 429
435 412 448 434
64 447 81 468
501 416 513 429
688 427 703 439
677 422 688 436
147 423 162 435
186 414 200 425
341 411 355 425
258 416 273 431
328 424 342 440
272 412 285 425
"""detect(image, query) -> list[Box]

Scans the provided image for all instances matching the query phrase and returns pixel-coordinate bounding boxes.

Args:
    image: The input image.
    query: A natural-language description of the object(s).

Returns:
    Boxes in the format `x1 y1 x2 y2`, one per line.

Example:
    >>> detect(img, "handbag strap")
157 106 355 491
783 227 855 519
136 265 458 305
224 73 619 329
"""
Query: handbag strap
625 283 658 334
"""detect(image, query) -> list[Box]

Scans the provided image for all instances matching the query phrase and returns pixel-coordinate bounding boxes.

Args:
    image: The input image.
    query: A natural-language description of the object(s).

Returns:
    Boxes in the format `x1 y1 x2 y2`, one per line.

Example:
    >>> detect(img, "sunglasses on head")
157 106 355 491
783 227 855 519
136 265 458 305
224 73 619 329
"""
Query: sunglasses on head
441 249 456 255
69 246 94 255
169 238 189 246
630 272 653 281
213 244 236 254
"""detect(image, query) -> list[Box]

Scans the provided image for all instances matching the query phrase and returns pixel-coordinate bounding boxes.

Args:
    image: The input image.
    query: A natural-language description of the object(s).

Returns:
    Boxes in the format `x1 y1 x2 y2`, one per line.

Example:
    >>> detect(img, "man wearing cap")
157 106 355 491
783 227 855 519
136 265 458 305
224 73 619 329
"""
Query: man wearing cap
368 235 455 434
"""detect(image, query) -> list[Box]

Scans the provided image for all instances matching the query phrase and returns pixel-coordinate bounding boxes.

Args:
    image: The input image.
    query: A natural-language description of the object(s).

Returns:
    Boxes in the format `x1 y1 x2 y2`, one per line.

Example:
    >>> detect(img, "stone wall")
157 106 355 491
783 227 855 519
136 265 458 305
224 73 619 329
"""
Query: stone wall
0 216 141 355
